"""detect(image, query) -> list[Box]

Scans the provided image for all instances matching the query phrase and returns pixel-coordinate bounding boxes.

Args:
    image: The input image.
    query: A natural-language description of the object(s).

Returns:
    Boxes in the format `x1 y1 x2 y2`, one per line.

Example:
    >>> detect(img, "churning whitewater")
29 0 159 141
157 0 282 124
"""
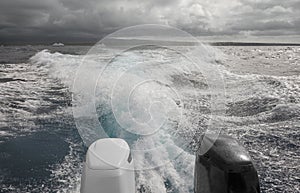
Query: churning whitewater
0 45 299 193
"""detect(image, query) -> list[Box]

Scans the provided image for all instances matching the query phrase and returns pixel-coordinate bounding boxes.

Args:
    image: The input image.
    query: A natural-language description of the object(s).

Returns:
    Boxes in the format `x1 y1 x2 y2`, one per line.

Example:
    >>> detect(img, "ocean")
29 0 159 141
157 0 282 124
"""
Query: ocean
0 44 299 193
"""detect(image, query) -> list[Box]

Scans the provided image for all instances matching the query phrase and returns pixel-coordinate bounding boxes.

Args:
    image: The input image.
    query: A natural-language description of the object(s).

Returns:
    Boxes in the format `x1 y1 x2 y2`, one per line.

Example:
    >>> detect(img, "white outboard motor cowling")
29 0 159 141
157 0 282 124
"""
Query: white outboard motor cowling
80 138 135 193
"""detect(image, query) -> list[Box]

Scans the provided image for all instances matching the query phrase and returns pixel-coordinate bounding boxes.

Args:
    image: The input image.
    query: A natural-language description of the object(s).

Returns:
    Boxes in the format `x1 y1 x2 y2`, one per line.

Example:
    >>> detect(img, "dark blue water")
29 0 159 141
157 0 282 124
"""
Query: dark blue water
0 46 88 192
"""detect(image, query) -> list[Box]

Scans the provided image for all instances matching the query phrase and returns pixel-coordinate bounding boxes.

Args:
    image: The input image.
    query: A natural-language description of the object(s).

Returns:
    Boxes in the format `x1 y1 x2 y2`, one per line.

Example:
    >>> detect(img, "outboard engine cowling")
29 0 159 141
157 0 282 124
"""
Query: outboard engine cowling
194 135 260 193
80 138 135 193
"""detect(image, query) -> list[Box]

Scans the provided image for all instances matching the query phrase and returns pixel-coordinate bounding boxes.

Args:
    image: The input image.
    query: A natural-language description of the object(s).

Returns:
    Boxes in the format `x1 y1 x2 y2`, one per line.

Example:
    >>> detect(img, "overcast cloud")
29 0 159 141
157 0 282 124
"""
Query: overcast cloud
0 0 299 44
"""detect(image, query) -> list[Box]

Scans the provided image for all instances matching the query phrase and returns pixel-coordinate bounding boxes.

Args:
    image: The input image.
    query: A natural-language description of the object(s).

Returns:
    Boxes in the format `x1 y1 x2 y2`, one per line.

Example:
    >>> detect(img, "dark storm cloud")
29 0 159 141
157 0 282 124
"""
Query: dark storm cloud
226 0 300 36
0 0 299 44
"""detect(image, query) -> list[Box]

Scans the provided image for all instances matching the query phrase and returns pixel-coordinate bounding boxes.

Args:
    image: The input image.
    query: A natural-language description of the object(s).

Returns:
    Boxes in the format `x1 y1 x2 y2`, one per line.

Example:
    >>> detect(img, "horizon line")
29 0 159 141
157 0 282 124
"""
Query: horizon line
1 41 300 46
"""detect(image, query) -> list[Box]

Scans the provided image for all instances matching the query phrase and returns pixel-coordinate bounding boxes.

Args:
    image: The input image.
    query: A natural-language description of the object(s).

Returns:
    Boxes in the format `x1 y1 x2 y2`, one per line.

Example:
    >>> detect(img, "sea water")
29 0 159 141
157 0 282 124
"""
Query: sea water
0 45 299 193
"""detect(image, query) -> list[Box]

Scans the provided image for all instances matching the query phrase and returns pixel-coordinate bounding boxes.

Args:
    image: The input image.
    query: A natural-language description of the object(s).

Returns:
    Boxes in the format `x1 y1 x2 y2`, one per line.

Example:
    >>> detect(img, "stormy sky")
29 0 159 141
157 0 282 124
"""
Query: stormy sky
0 0 300 44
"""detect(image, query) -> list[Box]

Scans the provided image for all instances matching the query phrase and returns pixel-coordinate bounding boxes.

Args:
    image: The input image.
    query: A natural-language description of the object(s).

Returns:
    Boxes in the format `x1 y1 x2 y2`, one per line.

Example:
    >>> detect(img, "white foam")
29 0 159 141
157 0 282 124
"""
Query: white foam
29 47 220 192
27 45 300 193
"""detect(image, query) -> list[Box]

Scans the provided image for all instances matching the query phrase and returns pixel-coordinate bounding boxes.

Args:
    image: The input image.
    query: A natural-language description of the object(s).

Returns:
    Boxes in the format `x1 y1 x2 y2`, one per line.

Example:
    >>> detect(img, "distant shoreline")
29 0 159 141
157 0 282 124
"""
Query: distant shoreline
209 42 300 46
1 42 300 46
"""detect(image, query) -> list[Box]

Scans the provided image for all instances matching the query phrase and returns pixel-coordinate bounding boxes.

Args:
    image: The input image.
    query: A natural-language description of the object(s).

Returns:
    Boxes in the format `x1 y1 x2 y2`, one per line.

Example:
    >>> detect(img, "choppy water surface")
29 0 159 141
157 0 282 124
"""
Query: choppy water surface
0 45 299 192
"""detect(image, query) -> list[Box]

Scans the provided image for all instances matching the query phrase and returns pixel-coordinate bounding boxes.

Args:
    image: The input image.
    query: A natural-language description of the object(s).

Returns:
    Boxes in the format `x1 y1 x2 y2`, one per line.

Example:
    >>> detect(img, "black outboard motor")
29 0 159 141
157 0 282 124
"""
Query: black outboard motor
194 135 260 193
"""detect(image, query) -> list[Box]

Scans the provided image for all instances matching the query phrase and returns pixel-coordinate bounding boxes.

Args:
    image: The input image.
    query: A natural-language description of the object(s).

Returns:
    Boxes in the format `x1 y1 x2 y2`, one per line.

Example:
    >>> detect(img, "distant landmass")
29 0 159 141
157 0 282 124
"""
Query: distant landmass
209 42 300 46
1 41 300 46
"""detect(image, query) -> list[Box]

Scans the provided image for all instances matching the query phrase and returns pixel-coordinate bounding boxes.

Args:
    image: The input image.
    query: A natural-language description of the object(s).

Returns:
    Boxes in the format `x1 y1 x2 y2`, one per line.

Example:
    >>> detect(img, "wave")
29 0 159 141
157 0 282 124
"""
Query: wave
27 45 300 193
28 44 227 192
